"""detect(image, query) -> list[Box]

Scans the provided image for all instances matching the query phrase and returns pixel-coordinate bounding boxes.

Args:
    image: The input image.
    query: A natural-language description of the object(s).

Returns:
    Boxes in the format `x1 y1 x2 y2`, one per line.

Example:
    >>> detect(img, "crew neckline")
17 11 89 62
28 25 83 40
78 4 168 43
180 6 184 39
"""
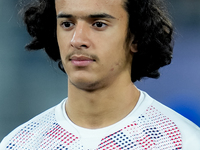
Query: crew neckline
60 90 145 134
55 90 153 149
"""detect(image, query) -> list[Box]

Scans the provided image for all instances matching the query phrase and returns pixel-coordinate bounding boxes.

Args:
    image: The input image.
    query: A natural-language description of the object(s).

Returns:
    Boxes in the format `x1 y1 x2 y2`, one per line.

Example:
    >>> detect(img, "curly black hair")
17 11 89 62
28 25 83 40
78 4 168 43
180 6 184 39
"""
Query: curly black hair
22 0 173 82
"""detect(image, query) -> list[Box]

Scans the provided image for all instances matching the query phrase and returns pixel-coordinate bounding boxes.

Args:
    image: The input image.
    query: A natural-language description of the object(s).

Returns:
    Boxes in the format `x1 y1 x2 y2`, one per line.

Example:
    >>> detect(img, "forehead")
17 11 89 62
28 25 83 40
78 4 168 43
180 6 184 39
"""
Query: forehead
55 0 126 17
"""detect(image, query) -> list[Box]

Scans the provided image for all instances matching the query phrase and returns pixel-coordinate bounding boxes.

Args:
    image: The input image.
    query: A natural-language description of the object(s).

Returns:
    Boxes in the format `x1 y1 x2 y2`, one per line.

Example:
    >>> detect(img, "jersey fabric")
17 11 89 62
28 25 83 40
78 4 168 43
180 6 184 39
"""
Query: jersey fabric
0 91 200 150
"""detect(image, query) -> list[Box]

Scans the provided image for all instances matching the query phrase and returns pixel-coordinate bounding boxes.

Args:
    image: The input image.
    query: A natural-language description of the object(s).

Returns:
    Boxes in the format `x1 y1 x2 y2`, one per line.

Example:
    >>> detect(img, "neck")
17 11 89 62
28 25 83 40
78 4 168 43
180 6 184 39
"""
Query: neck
66 78 140 129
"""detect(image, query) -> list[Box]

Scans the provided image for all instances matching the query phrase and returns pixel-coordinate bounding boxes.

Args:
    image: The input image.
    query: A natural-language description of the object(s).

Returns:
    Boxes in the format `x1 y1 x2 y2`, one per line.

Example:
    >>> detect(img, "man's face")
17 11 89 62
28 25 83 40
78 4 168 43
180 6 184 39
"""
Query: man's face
56 0 134 90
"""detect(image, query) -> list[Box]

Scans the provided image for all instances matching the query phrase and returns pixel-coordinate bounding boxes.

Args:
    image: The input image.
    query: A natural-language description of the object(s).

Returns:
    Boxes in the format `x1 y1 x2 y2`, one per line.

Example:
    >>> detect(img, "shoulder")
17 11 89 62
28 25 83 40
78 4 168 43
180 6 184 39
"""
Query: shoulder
0 101 63 149
142 91 200 148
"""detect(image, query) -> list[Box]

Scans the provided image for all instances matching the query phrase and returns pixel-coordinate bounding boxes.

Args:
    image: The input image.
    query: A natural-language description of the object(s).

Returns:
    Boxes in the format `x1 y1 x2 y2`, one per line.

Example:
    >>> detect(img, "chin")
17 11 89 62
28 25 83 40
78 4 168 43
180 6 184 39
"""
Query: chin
70 79 102 91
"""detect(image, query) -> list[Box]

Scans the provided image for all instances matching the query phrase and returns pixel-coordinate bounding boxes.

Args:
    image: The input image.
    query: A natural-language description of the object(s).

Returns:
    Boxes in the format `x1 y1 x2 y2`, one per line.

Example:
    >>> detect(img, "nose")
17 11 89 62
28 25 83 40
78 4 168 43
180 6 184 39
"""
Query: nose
70 22 91 49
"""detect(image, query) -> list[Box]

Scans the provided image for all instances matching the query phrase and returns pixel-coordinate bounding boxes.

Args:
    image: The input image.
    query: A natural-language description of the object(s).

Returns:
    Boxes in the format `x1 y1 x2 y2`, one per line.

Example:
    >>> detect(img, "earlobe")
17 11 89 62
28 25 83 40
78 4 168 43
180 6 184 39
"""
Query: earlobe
127 32 137 53
131 44 137 53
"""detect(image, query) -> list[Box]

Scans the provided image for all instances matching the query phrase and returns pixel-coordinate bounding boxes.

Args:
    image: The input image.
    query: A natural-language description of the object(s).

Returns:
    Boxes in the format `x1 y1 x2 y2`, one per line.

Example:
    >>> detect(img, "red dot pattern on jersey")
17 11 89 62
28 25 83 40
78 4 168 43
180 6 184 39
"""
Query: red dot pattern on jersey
5 105 182 149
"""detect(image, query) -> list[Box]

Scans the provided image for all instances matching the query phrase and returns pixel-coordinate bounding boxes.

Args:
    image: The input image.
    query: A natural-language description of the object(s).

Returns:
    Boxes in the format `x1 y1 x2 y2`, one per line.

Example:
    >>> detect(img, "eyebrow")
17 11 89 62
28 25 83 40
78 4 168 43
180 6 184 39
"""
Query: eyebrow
57 13 116 19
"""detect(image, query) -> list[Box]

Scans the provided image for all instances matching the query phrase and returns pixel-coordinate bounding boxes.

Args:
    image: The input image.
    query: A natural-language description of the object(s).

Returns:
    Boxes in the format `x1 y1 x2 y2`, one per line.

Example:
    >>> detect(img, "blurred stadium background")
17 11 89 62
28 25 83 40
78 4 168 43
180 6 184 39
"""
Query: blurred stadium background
0 0 200 141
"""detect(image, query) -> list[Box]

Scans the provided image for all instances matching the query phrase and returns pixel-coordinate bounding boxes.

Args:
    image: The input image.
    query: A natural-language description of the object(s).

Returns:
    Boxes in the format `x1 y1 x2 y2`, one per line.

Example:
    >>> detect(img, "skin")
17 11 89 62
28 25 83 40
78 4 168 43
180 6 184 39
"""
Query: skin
56 0 140 129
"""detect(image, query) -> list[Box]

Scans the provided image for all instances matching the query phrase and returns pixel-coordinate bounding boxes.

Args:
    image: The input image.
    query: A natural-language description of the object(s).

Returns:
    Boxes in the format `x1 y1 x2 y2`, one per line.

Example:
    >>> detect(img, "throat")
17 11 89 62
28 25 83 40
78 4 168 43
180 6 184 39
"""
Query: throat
66 85 140 129
65 98 117 129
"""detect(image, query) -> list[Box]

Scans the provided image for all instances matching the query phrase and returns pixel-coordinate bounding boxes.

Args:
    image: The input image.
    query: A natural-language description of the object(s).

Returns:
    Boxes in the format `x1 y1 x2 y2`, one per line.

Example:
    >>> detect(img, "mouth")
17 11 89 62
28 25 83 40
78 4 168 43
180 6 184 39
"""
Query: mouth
70 55 95 61
69 55 95 66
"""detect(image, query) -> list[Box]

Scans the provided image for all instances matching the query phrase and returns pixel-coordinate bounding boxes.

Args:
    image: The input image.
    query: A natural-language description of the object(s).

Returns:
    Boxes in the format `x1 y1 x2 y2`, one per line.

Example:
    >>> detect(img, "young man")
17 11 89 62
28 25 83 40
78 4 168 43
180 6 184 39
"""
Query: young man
1 0 200 149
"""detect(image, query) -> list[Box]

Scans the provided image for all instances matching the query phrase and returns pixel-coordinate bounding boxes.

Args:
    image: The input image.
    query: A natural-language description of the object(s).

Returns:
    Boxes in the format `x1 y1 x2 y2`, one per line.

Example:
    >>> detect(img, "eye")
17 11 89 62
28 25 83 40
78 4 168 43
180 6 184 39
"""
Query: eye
93 22 107 28
61 21 74 29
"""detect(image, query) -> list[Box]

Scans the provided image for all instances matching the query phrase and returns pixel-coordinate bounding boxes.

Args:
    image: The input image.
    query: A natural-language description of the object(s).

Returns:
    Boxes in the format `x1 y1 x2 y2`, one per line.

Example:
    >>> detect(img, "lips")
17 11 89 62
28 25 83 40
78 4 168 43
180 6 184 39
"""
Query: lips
70 55 95 66
70 55 94 61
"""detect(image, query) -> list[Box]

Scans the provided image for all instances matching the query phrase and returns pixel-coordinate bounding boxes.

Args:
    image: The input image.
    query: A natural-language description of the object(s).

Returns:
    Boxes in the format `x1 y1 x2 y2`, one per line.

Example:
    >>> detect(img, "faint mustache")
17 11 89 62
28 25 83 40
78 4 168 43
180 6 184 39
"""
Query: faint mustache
66 51 99 61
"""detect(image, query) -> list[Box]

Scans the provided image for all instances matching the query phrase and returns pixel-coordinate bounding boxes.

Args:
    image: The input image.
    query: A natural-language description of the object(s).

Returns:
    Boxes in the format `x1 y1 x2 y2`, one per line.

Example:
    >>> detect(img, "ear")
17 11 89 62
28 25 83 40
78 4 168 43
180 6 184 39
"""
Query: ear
126 30 138 53
130 43 137 53
128 33 137 53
